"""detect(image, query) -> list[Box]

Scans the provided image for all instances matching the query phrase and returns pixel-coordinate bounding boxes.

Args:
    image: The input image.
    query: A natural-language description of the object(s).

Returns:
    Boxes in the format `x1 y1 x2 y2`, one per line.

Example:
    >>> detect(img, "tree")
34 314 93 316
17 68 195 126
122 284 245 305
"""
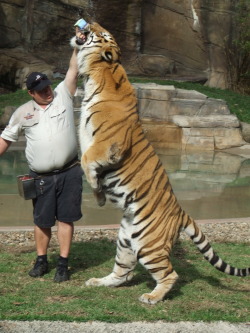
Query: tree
226 0 250 93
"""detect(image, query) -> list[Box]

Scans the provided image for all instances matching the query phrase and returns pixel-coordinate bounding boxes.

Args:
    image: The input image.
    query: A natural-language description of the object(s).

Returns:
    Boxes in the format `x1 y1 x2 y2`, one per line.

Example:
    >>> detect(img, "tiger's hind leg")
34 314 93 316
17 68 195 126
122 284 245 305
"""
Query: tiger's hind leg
86 217 137 287
138 253 178 305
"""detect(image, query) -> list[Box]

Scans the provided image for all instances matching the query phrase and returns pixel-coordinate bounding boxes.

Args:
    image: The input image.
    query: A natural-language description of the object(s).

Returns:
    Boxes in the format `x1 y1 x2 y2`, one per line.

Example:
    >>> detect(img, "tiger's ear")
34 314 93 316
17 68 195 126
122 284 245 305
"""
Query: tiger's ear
101 45 121 63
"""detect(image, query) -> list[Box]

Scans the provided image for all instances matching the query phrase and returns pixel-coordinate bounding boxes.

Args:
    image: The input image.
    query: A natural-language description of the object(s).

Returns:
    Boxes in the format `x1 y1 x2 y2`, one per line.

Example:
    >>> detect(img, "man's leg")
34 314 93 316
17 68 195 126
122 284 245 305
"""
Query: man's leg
29 226 51 277
57 221 74 258
54 165 83 282
34 225 52 255
54 221 74 282
29 171 56 278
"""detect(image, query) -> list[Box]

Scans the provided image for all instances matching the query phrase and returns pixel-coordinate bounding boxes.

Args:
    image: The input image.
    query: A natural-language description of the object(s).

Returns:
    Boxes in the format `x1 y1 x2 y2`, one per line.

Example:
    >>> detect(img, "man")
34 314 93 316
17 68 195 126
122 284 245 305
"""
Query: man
0 29 84 282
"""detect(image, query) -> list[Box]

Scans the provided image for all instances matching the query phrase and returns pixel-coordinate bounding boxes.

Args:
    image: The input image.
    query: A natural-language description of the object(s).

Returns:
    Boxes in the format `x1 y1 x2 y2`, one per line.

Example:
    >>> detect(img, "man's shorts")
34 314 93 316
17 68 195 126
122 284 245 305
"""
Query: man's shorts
30 164 83 228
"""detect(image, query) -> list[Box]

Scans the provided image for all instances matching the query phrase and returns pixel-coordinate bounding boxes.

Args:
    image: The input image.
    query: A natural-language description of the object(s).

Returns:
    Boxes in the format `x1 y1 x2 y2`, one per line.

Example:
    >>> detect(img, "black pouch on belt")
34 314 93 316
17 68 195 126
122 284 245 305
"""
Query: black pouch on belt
17 175 37 200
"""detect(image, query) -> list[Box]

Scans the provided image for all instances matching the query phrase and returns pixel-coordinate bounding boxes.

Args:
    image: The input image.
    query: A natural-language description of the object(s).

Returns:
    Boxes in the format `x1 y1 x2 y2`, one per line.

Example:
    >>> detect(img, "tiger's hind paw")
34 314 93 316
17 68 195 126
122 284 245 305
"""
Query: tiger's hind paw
85 277 103 287
86 272 133 287
85 276 117 287
139 293 163 305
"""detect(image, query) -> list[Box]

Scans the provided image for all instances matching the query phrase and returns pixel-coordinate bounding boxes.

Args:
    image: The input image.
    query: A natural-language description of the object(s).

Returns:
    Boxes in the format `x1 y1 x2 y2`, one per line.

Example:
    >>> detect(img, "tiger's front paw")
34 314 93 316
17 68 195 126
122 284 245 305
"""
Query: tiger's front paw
94 190 106 207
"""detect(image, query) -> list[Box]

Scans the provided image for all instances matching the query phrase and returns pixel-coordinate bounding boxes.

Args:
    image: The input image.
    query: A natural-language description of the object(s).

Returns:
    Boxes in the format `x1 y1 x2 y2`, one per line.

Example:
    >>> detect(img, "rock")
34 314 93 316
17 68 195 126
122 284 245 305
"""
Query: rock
134 83 232 119
0 48 54 90
140 0 238 88
133 83 246 151
198 99 231 116
182 134 214 151
137 55 175 76
171 115 240 128
180 127 246 151
134 84 176 101
241 122 250 143
175 89 207 100
141 118 182 149
214 128 246 149
0 1 246 89
222 144 250 159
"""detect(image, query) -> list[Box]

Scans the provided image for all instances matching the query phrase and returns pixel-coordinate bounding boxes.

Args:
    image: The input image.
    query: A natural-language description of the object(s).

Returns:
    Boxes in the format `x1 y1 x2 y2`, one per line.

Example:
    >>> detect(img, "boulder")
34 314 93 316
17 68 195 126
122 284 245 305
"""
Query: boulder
171 115 240 128
134 83 247 150
241 122 250 143
0 48 54 90
141 118 182 149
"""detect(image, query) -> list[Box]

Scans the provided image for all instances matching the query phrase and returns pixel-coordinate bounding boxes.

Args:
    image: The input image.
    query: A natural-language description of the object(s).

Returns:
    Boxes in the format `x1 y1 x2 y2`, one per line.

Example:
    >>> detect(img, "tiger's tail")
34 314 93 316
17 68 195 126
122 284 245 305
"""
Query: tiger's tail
183 216 250 277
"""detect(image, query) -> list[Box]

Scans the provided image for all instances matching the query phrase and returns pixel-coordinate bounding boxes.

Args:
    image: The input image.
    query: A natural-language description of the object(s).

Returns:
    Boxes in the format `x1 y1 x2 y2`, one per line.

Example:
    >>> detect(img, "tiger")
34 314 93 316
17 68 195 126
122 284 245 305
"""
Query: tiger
71 22 250 304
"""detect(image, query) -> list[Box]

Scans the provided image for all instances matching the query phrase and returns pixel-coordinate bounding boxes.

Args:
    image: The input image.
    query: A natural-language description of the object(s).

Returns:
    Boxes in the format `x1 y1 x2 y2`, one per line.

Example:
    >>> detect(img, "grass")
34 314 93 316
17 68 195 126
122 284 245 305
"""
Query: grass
0 81 60 118
0 239 249 322
0 78 250 123
0 88 30 116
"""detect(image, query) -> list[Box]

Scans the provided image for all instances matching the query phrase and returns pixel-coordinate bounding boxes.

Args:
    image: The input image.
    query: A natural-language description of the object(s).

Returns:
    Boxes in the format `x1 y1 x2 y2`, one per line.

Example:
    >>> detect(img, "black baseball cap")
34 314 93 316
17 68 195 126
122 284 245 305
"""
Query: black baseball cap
26 72 52 91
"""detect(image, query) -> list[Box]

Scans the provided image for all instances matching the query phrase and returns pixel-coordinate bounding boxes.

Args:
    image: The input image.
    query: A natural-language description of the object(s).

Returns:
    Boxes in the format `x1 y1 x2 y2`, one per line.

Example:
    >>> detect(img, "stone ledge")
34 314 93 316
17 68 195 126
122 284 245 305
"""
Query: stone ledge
141 118 182 149
170 115 239 128
133 83 247 151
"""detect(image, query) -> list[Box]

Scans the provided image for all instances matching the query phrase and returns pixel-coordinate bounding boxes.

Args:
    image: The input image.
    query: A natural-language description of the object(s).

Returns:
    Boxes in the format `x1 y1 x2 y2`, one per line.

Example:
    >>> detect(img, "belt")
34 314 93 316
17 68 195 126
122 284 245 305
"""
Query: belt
31 156 80 177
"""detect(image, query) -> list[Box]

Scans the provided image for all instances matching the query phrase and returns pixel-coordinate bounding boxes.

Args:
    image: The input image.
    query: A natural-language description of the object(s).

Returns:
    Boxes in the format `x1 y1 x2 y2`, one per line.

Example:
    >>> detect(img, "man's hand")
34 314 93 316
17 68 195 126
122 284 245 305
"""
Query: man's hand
75 27 85 45
74 19 88 45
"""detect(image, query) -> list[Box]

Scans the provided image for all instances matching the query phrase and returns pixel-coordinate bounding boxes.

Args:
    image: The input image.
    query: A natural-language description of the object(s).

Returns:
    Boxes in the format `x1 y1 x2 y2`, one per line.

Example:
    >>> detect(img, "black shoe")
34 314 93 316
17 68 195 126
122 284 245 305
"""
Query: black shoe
54 264 70 283
29 258 48 278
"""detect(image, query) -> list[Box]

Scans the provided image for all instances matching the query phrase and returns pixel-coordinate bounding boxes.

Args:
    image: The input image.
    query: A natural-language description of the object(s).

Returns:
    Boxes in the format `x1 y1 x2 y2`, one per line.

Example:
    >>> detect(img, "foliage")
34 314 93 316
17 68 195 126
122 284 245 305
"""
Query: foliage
225 0 250 93
0 81 60 119
0 240 249 322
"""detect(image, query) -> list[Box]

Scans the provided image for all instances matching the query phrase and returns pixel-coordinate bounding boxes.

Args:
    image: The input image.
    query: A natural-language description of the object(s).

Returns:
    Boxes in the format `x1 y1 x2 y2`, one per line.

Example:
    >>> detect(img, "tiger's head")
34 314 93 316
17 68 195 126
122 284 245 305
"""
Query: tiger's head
71 22 121 70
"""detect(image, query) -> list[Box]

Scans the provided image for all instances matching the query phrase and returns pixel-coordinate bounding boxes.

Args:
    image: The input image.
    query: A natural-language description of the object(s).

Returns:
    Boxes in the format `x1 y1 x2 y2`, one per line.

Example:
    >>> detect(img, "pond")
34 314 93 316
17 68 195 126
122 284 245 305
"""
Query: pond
0 147 250 227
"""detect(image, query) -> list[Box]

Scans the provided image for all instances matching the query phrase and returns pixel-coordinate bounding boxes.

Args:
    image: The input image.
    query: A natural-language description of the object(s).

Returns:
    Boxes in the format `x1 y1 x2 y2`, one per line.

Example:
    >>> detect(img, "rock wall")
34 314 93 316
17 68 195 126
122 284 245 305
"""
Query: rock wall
133 83 247 150
0 0 243 90
140 0 234 88
0 0 88 89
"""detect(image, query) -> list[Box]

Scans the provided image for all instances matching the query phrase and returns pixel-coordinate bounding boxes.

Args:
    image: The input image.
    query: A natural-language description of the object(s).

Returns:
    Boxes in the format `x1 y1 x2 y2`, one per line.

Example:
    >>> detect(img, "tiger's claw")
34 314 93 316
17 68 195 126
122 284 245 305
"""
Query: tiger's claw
94 190 106 206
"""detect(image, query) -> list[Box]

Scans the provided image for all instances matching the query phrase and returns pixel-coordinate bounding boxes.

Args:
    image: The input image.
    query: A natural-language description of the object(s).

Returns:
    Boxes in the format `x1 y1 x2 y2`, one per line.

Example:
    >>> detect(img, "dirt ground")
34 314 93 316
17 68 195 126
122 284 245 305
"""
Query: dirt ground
1 320 250 333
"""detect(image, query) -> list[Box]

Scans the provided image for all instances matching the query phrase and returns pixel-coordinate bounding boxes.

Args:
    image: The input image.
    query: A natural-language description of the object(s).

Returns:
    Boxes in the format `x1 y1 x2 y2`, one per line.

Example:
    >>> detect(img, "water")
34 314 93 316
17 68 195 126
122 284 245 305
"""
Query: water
0 148 250 227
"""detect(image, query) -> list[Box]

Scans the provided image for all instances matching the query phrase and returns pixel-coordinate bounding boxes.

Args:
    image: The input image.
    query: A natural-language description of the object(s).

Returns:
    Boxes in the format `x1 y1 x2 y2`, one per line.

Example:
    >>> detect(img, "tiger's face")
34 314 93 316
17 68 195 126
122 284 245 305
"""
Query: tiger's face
71 22 121 66
77 22 114 45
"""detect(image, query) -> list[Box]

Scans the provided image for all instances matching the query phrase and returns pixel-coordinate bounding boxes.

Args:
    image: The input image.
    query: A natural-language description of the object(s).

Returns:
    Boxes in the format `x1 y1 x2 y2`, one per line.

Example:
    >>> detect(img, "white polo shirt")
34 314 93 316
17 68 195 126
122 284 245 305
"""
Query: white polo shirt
1 81 78 173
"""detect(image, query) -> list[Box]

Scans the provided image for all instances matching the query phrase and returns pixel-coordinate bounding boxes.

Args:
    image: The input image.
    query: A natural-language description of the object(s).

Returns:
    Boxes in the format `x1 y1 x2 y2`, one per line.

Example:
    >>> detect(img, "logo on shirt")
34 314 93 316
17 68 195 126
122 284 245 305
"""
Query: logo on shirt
24 113 34 120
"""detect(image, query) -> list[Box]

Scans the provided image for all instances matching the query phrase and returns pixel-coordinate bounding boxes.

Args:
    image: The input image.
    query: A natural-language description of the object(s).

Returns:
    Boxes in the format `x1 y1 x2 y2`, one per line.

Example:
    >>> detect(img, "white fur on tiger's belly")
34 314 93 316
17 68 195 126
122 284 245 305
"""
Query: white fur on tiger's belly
79 114 94 154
